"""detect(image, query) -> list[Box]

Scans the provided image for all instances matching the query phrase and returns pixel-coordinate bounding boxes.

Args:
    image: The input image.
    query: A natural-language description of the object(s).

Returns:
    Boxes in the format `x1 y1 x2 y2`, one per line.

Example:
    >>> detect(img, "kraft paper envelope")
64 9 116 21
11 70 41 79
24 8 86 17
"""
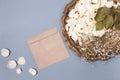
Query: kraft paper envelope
27 28 69 69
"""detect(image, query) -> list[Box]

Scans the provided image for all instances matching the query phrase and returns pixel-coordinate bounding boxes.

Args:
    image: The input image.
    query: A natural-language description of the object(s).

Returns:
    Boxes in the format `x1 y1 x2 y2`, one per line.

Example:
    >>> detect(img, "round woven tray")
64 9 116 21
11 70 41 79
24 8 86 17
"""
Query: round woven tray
61 0 120 61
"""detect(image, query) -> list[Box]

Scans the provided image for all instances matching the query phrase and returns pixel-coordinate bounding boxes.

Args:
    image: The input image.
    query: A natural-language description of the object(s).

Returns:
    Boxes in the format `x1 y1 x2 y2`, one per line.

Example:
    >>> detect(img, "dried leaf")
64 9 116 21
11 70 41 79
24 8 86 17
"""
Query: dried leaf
96 21 104 30
95 13 107 22
98 7 111 13
105 14 113 29
95 7 111 22
113 12 120 24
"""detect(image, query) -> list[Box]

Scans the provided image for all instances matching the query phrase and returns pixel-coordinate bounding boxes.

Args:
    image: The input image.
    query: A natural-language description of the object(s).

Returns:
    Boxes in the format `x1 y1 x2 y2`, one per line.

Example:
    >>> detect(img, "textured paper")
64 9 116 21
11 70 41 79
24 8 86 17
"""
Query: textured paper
27 28 69 69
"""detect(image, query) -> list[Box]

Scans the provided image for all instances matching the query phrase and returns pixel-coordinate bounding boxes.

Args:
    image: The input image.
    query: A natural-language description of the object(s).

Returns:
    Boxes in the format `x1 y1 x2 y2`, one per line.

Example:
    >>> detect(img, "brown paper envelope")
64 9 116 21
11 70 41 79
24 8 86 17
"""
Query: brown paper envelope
27 28 69 69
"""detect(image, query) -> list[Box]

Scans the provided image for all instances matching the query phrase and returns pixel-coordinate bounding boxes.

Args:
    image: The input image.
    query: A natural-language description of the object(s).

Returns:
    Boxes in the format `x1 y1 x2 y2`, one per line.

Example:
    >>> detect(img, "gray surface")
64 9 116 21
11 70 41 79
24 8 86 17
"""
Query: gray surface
0 0 120 80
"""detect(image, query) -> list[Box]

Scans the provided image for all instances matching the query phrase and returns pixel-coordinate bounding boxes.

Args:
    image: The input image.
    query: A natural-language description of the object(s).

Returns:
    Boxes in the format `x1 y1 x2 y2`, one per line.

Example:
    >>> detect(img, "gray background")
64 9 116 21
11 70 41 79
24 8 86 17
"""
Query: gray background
0 0 120 80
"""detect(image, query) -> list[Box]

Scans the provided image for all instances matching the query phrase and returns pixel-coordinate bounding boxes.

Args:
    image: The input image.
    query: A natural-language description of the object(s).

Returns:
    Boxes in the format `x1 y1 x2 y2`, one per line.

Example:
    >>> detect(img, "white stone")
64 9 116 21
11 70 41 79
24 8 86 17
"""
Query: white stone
7 60 17 69
16 68 22 74
17 57 26 65
1 48 10 57
29 68 37 76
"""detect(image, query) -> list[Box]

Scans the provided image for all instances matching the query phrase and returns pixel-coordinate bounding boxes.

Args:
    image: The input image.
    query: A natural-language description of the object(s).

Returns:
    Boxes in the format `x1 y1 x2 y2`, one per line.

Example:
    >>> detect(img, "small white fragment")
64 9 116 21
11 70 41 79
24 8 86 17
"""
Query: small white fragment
16 68 22 74
7 60 17 69
1 48 10 57
29 68 37 76
17 57 26 65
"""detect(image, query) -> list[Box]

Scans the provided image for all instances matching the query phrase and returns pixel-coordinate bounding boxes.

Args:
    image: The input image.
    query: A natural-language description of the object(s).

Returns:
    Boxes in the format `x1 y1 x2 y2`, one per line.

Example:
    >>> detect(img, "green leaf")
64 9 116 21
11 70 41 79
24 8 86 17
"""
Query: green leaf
95 7 111 22
112 13 118 24
105 14 114 29
113 12 120 25
95 13 107 22
96 21 105 30
98 7 111 13
112 6 120 13
113 9 120 13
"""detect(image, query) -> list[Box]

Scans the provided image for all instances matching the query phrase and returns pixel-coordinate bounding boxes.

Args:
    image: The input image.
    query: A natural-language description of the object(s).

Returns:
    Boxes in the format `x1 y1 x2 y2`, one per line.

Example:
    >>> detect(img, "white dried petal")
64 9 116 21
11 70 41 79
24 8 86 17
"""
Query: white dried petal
73 13 79 19
101 0 107 6
17 57 26 65
117 3 120 6
7 60 17 69
66 19 72 24
16 68 22 74
91 0 98 4
78 17 87 25
29 68 37 76
68 29 74 36
77 5 86 16
86 0 92 3
78 38 83 46
79 0 86 4
76 24 84 29
106 1 114 8
68 9 77 18
71 19 78 25
65 24 69 31
86 4 94 14
92 1 101 9
92 28 106 37
1 48 10 57
71 33 78 41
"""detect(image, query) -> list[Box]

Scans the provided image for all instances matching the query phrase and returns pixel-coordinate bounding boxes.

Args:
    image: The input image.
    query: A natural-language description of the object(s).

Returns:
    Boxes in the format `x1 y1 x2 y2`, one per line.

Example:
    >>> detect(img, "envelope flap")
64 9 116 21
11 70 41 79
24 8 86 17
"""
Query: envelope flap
28 28 58 44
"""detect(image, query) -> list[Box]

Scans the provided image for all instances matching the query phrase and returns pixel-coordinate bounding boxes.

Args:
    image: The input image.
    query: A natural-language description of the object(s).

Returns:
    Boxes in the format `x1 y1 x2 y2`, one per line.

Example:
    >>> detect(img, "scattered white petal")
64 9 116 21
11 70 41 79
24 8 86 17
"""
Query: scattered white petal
28 68 38 76
1 48 10 58
7 60 17 69
16 68 22 74
17 57 26 65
